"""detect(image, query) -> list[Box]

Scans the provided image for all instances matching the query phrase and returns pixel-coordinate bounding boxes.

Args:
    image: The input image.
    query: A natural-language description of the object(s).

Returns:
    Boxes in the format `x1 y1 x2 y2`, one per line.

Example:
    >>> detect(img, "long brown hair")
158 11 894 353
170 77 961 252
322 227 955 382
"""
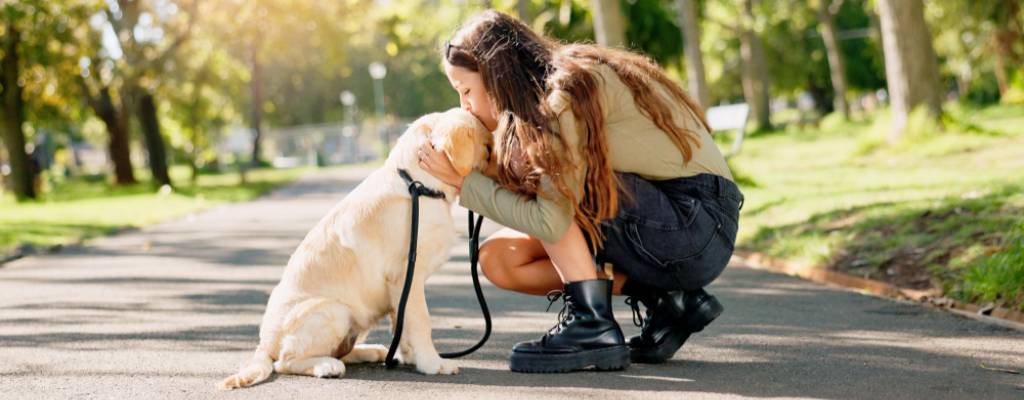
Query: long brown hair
445 10 711 247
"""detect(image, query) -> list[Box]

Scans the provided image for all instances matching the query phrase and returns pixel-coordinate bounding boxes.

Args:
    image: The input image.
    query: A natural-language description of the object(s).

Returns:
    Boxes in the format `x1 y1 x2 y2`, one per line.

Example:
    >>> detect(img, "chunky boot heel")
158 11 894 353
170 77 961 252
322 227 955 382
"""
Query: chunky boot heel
686 293 723 333
509 279 630 373
624 287 724 364
592 346 631 371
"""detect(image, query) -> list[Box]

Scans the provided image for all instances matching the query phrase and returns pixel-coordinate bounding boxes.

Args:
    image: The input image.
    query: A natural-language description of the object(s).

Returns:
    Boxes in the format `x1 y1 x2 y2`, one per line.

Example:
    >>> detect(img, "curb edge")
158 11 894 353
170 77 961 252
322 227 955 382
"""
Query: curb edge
732 250 1024 332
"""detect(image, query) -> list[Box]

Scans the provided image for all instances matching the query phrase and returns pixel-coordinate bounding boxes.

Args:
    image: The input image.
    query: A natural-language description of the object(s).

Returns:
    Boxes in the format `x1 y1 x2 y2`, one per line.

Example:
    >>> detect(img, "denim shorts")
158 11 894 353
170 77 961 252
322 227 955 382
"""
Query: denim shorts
590 172 744 291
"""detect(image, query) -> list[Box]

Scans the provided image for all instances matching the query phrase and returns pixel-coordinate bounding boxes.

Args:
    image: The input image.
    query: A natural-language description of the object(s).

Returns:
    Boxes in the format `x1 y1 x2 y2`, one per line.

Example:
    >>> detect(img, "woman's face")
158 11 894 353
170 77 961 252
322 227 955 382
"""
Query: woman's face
444 62 499 132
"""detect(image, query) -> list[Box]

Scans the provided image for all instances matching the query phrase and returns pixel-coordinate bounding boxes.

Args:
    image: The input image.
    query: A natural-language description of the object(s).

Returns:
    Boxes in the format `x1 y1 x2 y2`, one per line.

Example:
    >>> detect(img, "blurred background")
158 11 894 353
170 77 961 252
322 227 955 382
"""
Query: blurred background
1 1 1021 311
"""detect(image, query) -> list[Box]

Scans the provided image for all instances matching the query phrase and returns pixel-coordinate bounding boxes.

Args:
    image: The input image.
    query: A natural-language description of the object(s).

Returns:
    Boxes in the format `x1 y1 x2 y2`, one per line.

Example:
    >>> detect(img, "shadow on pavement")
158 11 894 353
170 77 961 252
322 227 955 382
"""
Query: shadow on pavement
1 168 1021 399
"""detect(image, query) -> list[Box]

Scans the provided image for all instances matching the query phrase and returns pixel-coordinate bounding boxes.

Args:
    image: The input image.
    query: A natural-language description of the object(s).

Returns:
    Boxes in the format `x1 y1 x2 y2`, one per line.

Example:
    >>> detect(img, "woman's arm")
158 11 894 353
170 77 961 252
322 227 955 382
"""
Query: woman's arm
458 172 573 244
421 104 585 244
458 105 585 244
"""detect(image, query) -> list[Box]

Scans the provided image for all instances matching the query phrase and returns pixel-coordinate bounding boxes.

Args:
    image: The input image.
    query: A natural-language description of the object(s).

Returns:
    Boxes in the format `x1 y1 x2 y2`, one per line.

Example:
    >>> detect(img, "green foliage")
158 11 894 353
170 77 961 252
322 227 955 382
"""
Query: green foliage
207 0 368 125
531 0 595 43
958 220 1024 311
856 103 1018 156
623 0 683 66
734 104 1024 311
833 0 886 92
2 0 1019 203
1001 72 1024 105
897 106 944 141
926 0 1023 105
0 165 312 254
2 0 100 132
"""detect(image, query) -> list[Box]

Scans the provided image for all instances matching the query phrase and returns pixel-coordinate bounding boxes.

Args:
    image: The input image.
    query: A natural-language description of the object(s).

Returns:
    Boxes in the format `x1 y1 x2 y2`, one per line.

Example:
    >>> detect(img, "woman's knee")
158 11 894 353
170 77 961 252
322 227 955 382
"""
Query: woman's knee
478 241 513 289
478 232 549 291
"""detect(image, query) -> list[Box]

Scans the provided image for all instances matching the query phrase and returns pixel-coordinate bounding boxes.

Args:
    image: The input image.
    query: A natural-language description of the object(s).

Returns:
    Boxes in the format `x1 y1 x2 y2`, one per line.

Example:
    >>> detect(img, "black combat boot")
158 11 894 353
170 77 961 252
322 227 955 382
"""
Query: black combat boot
624 282 724 364
509 278 630 373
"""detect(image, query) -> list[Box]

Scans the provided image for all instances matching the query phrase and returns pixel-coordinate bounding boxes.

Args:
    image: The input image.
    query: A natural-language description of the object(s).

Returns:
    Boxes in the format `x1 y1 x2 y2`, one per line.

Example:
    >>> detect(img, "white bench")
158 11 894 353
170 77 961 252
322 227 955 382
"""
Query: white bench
705 103 750 157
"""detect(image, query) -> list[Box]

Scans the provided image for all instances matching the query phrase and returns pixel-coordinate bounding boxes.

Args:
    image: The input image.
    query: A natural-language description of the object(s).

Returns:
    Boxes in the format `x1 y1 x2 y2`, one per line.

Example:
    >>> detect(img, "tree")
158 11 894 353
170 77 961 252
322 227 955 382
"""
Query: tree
876 0 941 141
248 34 264 166
101 0 198 187
816 0 849 119
928 0 1023 103
75 0 197 187
2 0 97 199
161 26 245 182
674 0 710 108
0 18 34 200
203 0 369 164
703 0 773 130
590 0 626 47
739 0 771 131
78 67 136 185
987 0 1022 98
61 0 135 185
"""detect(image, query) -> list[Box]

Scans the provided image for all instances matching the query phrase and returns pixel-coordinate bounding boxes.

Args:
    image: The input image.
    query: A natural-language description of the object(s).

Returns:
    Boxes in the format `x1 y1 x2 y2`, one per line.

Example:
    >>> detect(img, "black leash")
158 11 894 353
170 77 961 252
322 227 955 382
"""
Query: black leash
385 169 491 369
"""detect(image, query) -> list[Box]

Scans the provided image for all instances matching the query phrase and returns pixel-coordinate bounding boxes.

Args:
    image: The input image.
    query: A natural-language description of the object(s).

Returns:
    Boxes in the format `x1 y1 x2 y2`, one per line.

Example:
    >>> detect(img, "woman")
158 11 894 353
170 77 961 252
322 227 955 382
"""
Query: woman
418 10 743 373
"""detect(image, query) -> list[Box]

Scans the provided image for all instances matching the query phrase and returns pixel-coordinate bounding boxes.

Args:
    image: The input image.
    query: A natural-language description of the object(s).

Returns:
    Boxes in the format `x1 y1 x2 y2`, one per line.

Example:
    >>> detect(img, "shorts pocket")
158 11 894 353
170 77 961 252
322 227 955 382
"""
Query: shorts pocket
667 227 734 289
623 197 720 267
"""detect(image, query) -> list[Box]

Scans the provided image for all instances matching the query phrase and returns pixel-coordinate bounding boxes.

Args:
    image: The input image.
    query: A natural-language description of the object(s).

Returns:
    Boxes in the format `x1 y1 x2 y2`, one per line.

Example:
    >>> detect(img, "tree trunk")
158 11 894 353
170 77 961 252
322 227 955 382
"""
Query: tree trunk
249 40 264 166
190 123 200 184
992 0 1022 98
876 0 942 141
675 0 710 108
92 87 137 185
739 0 771 131
807 77 832 115
818 1 850 119
0 26 35 200
189 77 204 184
992 48 1010 97
136 91 173 187
590 0 626 47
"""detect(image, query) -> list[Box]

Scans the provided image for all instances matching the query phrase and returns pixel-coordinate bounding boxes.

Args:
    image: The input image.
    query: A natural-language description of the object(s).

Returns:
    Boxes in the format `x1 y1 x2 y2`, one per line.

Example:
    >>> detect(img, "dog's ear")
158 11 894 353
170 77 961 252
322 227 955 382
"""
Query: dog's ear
481 132 499 179
440 124 479 177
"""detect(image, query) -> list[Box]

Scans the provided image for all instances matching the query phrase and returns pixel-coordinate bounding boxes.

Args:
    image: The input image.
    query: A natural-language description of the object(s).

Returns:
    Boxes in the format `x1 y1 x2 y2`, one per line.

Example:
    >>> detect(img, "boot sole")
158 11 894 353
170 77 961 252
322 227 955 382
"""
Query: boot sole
630 296 724 364
509 345 630 373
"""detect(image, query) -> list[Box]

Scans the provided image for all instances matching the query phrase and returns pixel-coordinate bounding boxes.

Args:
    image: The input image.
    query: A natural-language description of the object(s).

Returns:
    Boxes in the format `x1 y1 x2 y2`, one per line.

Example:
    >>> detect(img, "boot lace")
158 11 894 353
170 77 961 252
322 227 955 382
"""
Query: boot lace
624 296 646 328
625 295 657 330
544 289 575 336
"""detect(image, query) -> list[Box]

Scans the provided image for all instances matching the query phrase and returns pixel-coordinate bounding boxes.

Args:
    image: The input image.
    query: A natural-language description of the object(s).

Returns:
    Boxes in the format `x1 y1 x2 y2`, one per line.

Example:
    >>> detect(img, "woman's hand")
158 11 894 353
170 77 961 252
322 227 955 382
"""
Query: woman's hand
418 142 465 192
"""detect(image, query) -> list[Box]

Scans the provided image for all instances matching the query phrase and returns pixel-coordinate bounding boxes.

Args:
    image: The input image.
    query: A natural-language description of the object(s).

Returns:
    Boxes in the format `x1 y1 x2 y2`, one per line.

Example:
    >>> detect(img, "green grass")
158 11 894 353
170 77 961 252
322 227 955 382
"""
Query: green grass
732 103 1024 311
0 165 315 256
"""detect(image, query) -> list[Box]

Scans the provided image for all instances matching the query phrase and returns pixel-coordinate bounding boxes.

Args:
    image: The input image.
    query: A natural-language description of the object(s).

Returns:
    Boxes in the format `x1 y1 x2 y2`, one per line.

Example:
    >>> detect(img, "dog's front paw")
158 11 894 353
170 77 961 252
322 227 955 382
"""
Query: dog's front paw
398 346 415 365
313 358 346 378
416 357 459 375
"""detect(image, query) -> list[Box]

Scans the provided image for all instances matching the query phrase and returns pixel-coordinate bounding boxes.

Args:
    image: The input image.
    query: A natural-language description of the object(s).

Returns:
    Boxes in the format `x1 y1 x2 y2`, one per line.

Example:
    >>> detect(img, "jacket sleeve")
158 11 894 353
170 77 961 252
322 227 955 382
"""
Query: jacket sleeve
457 92 586 244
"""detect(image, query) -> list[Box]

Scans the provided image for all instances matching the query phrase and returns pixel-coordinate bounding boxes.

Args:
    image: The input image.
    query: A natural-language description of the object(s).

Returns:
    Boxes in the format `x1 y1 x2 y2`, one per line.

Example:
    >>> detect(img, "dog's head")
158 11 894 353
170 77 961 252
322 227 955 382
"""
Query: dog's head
410 108 493 177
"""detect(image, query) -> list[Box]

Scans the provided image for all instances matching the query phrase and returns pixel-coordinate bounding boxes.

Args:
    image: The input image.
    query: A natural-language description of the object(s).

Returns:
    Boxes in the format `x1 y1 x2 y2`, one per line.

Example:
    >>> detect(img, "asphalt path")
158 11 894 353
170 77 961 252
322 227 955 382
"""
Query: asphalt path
1 167 1021 399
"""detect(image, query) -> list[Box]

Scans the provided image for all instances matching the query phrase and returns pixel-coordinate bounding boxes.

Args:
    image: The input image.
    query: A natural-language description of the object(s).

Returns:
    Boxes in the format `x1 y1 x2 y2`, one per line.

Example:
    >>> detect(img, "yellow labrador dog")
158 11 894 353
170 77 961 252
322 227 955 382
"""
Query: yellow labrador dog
219 108 491 390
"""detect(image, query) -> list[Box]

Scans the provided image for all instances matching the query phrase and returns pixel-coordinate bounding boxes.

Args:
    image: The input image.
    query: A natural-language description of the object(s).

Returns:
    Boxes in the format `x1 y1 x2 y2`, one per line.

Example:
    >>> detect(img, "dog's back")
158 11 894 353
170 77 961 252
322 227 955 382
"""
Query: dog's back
219 115 465 389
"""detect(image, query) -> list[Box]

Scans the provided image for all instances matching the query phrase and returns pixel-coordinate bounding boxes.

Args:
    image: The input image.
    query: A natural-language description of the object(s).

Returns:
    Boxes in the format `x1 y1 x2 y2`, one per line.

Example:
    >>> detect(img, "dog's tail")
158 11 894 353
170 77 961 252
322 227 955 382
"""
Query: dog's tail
217 346 274 390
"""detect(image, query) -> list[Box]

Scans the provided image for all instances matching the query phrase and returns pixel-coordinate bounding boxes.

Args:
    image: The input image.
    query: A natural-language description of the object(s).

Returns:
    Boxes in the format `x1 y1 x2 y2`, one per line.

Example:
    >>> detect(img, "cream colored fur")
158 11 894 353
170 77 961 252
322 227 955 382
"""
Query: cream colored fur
218 108 490 390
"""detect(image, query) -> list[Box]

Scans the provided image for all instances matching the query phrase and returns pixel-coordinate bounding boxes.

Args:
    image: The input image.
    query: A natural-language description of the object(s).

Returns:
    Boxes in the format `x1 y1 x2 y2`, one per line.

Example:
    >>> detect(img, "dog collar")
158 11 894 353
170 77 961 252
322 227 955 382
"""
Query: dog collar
397 168 447 200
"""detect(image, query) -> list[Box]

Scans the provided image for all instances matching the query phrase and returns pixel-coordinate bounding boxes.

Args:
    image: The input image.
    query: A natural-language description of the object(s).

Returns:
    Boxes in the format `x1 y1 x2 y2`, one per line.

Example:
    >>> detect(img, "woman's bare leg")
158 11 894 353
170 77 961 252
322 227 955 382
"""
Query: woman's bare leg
478 228 562 295
539 222 598 283
479 226 629 296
